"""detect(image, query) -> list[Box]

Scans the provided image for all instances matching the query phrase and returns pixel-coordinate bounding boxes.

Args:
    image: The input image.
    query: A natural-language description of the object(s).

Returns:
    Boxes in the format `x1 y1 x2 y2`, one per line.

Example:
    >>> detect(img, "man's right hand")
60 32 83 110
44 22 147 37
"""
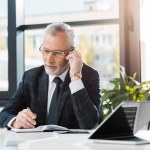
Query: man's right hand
11 108 37 129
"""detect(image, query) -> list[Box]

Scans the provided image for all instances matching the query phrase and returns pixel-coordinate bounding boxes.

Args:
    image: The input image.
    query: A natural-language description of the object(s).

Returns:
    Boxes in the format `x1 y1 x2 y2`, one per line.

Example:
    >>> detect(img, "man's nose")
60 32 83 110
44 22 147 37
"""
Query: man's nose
46 52 55 61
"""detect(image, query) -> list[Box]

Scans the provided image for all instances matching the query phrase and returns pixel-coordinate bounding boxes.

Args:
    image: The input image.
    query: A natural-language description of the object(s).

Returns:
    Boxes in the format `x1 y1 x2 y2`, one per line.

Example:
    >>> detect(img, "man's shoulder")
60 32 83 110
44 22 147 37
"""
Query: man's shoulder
82 63 99 80
24 65 46 77
83 63 98 74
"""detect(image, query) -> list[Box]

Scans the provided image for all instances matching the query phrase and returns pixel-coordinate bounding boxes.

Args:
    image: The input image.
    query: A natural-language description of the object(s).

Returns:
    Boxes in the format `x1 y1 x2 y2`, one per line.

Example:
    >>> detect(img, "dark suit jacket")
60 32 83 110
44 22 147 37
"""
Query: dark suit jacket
0 64 102 129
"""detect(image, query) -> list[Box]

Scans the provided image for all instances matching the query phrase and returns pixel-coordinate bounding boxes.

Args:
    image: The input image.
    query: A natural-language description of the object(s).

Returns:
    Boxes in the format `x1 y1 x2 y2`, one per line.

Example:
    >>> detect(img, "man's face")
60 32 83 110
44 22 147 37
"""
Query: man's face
41 32 72 75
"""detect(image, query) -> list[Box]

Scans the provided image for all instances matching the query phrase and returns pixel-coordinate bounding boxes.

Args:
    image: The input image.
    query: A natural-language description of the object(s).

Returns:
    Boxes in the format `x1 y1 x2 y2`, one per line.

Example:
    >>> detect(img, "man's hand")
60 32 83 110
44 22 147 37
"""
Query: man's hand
11 108 37 129
65 50 83 80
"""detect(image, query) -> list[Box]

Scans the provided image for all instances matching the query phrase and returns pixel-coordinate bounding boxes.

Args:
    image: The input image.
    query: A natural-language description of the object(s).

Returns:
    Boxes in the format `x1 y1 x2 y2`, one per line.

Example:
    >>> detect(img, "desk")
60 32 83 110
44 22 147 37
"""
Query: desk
2 130 150 150
2 130 55 150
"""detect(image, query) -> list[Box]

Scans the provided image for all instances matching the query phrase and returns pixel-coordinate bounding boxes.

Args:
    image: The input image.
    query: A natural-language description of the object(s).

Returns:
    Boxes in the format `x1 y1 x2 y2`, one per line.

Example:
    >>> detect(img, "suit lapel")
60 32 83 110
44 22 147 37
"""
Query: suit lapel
56 72 71 124
38 71 49 124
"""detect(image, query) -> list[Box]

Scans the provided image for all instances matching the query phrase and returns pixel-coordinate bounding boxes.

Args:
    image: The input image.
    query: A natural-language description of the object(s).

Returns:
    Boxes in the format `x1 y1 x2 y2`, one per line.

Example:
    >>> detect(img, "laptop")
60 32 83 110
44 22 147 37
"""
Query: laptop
88 101 150 145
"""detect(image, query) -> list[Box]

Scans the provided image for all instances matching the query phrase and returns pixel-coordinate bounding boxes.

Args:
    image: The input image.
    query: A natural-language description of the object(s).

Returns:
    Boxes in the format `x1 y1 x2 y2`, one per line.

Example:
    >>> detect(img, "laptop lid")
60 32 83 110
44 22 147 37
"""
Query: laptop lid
89 101 150 140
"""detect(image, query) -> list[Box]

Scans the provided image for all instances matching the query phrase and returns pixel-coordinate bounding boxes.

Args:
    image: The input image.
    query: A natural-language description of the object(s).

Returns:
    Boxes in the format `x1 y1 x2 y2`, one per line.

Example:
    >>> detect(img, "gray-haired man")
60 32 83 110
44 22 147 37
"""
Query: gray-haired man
0 22 102 129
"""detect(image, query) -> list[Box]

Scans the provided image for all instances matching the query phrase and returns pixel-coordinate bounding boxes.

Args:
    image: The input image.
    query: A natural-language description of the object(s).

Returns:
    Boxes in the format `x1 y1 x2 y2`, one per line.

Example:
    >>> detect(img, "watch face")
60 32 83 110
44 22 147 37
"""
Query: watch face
77 72 82 78
70 72 82 78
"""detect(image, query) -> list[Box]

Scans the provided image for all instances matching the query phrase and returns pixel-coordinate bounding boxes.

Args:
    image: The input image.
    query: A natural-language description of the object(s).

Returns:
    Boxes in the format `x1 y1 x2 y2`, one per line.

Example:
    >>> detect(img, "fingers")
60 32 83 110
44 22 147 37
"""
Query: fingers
23 108 37 120
15 114 34 129
69 49 81 56
65 49 82 60
12 108 37 129
22 110 36 124
66 49 83 66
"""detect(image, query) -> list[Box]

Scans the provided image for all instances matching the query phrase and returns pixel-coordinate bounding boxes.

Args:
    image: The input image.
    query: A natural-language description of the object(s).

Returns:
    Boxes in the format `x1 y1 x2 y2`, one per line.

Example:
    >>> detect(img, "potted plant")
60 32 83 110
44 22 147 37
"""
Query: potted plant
102 66 150 118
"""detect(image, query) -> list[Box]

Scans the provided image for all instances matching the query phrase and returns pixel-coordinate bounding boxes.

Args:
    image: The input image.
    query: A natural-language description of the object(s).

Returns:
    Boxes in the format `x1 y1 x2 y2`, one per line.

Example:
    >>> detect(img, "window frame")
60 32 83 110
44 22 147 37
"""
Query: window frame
0 0 24 105
0 0 141 106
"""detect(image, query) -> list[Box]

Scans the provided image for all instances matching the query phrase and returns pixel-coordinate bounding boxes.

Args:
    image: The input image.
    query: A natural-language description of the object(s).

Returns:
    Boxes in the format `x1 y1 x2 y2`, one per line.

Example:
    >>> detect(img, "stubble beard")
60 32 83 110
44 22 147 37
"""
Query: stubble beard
44 61 69 75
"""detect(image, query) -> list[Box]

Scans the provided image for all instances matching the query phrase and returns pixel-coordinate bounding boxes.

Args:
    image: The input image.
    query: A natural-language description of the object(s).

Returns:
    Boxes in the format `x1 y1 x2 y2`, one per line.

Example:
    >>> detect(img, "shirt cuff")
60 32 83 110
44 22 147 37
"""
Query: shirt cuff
7 117 16 128
69 79 84 94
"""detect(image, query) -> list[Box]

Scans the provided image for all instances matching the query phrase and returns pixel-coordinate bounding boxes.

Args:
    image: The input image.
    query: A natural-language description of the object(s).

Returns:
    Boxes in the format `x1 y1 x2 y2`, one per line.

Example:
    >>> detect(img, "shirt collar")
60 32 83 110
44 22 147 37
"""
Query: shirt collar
48 68 69 84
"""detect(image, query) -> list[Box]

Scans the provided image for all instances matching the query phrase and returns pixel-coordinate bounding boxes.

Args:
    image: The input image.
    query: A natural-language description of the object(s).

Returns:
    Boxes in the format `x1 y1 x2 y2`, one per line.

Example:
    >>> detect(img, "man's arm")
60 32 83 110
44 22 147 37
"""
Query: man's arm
70 70 101 129
0 72 36 128
0 81 25 127
66 50 101 129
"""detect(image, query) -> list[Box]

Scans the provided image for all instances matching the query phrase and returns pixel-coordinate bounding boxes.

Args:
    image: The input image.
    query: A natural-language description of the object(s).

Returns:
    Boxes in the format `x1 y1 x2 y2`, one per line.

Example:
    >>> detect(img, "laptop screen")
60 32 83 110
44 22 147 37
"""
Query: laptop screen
89 105 137 139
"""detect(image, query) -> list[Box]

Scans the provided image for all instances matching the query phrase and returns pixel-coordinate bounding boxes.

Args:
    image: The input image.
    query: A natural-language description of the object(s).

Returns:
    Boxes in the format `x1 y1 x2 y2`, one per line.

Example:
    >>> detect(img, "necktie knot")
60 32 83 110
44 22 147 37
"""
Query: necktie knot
53 77 62 85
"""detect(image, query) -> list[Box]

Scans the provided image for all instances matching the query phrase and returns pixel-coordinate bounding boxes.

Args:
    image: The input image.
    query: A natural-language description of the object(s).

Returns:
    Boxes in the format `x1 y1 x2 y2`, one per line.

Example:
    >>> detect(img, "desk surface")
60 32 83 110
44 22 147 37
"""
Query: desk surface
3 130 55 149
2 130 150 150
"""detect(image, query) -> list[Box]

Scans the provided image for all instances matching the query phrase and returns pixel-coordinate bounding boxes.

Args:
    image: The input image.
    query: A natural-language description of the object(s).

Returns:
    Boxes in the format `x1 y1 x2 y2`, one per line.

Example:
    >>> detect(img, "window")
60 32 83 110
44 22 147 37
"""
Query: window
0 0 8 91
24 0 120 89
25 0 119 24
140 0 150 81
1 0 140 105
25 25 119 88
25 30 43 71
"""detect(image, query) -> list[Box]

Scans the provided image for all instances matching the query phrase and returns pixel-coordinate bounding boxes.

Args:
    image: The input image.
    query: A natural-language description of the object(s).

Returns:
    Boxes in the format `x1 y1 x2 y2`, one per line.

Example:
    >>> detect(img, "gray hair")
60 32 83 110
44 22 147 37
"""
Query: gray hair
43 22 75 46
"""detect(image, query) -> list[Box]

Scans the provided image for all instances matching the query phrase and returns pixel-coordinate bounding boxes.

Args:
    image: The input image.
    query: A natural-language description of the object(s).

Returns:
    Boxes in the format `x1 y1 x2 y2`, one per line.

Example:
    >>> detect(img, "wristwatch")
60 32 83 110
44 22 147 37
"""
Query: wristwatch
70 72 82 79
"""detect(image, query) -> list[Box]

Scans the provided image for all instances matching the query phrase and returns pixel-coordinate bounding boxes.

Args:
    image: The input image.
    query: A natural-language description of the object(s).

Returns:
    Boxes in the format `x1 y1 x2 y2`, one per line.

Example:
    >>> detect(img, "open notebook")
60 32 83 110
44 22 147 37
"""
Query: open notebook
11 124 89 134
11 124 69 133
88 101 150 145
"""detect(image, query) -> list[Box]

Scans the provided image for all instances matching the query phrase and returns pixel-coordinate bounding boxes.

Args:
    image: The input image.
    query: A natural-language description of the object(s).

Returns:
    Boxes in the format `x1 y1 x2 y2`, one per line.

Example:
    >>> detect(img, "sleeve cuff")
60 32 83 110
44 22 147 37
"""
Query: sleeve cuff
69 79 84 94
7 117 16 128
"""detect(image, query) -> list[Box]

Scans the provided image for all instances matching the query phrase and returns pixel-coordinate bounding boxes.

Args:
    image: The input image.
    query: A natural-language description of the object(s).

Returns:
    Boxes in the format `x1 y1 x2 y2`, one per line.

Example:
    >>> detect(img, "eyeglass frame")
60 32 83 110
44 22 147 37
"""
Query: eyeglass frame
39 44 74 58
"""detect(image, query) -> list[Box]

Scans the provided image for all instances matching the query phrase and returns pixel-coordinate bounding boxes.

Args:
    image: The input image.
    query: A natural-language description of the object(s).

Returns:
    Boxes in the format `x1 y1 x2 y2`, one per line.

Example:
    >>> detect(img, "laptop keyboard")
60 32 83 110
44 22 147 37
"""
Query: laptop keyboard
122 106 137 130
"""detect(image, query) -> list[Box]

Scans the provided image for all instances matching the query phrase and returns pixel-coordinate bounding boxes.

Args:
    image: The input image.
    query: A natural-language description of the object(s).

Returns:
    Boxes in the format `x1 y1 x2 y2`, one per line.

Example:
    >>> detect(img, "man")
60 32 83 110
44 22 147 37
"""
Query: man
0 22 102 129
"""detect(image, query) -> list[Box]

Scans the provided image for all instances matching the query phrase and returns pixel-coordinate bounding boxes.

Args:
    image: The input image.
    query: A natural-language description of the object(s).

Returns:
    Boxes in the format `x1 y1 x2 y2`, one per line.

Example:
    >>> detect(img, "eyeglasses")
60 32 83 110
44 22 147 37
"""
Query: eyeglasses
39 44 74 58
